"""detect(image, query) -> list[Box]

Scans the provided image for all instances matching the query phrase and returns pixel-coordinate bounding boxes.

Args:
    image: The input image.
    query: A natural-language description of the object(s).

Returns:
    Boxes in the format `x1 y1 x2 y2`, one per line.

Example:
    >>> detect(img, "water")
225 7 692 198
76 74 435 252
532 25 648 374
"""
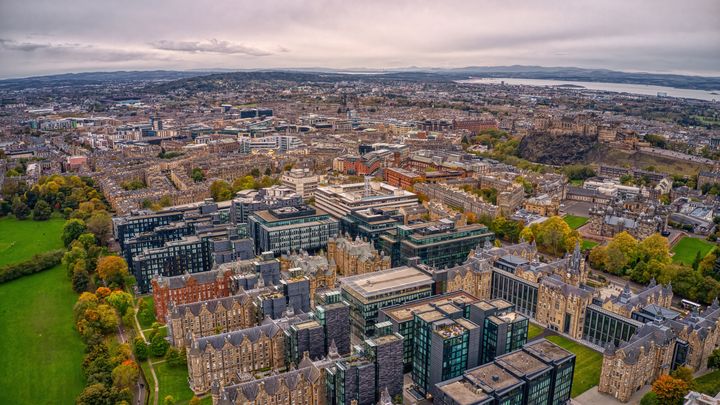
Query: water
458 77 719 102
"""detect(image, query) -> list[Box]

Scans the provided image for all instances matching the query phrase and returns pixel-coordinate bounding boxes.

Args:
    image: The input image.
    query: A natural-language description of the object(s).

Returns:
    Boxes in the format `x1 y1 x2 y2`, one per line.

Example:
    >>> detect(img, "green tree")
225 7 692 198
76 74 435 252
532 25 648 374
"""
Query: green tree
163 395 175 405
76 383 115 405
640 391 658 405
86 211 112 245
708 348 720 369
112 361 139 390
11 196 30 220
106 291 134 316
63 218 87 246
150 333 170 357
670 366 695 390
133 337 149 362
32 200 52 220
72 267 91 293
191 167 205 182
210 180 233 201
250 168 261 177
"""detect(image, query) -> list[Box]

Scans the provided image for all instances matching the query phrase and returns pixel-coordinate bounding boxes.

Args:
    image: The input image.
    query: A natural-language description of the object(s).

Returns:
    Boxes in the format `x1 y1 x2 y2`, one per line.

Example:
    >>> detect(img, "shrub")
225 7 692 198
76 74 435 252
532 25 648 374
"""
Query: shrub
0 249 64 283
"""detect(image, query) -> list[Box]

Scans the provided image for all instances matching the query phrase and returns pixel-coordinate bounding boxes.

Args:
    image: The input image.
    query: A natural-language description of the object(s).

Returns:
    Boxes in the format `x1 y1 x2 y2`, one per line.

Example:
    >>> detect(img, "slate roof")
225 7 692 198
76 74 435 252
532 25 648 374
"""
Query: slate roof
169 293 250 318
217 362 321 403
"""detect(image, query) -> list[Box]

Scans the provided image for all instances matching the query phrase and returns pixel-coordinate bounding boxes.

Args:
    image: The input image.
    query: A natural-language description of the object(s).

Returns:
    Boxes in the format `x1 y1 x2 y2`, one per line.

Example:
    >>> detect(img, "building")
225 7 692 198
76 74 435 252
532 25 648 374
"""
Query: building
340 266 434 339
151 256 280 323
167 293 257 348
315 291 352 357
469 299 529 364
379 291 480 371
230 186 303 224
588 197 668 240
523 194 560 217
412 308 481 397
378 219 494 268
281 168 320 199
314 180 418 219
212 356 323 405
599 300 720 402
340 207 404 246
434 339 576 405
131 225 254 293
280 251 336 302
187 321 287 393
327 234 391 276
247 205 339 256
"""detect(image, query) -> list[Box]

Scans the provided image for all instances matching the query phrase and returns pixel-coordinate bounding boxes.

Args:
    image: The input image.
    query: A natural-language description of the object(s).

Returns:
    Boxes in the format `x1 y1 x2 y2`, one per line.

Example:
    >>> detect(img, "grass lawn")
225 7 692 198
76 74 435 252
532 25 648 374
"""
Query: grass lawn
154 362 200 404
528 323 544 340
671 237 716 266
0 264 86 404
546 335 603 398
0 216 65 266
563 215 589 230
696 369 720 396
581 240 598 251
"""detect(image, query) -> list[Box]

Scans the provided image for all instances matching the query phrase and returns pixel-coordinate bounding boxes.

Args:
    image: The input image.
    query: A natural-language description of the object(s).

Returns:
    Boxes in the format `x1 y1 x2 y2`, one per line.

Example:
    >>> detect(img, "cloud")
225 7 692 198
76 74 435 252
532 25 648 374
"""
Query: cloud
150 39 272 56
0 38 53 52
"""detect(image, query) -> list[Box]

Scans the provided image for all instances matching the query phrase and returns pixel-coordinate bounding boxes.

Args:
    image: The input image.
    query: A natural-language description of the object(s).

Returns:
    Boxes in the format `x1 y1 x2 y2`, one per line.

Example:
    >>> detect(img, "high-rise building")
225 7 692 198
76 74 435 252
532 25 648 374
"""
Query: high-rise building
314 181 418 219
230 186 302 224
247 205 339 256
469 299 529 364
281 168 319 199
340 266 434 339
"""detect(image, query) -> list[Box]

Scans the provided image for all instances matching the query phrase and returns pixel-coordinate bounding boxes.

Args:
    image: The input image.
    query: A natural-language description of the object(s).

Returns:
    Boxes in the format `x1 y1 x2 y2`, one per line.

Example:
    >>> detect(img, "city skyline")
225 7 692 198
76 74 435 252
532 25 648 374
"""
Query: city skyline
1 0 719 78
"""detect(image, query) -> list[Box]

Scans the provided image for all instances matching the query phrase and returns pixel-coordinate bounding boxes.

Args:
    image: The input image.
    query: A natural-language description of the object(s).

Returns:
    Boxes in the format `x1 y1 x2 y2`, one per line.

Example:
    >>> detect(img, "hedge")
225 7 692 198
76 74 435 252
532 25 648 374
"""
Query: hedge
0 249 64 283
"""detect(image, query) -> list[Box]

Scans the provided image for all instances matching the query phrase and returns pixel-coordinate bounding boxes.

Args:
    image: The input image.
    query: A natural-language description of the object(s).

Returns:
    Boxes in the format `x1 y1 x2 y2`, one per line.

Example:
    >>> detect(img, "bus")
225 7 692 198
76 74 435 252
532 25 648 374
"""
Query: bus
681 299 702 312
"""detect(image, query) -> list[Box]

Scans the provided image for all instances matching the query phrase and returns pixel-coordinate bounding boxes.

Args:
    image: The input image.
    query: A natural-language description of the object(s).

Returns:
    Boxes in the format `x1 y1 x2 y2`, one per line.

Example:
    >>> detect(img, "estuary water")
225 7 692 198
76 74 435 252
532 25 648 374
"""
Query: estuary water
458 77 719 102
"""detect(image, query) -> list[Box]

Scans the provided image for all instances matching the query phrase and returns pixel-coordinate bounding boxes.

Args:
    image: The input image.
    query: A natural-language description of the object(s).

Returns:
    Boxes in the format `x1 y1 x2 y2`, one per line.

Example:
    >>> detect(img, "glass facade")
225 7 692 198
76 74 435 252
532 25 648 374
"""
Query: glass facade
582 305 639 347
491 272 538 317
552 361 574 405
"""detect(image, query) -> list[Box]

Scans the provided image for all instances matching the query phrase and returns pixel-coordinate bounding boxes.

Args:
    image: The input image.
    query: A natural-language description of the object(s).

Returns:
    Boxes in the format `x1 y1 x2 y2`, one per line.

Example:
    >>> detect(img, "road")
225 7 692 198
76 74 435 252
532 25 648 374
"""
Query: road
116 316 148 405
133 306 160 405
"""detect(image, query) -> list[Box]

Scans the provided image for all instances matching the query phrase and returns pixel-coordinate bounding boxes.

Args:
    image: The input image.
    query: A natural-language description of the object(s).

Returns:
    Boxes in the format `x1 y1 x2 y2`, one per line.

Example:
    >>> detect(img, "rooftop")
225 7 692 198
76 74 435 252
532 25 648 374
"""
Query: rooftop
496 350 551 377
383 291 478 323
340 266 433 300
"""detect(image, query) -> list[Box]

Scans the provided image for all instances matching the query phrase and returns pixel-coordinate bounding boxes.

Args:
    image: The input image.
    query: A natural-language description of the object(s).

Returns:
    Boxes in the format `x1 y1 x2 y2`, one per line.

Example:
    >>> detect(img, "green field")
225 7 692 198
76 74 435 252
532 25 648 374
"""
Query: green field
0 216 65 266
546 335 603 398
141 361 209 405
581 240 598 250
563 215 589 230
696 369 720 396
0 263 85 404
671 237 716 265
528 323 544 340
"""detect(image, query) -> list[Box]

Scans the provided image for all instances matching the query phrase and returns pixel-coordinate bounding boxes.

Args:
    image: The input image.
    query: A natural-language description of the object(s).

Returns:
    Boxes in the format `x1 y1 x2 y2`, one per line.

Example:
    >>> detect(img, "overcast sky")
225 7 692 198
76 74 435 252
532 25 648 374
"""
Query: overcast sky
0 0 718 78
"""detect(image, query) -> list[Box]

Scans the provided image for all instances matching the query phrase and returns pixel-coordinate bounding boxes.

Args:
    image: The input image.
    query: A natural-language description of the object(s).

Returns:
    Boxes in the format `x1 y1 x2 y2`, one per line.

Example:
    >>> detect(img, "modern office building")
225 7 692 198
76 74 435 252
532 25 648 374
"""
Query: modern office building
247 205 339 255
314 180 418 219
340 207 404 246
281 168 319 199
378 218 494 268
315 291 352 356
340 266 434 339
412 309 481 397
379 291 479 371
132 225 254 293
230 186 303 224
434 339 576 405
469 299 529 364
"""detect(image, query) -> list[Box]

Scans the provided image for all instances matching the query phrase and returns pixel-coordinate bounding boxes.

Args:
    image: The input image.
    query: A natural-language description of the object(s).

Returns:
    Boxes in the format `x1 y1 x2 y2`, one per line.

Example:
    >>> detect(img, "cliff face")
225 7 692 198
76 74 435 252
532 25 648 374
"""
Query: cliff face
517 132 597 165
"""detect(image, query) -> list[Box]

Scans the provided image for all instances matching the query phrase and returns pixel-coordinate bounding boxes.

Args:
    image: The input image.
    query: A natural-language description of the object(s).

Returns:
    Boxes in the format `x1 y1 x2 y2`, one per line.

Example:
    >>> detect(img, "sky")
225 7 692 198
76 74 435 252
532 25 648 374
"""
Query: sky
0 0 719 79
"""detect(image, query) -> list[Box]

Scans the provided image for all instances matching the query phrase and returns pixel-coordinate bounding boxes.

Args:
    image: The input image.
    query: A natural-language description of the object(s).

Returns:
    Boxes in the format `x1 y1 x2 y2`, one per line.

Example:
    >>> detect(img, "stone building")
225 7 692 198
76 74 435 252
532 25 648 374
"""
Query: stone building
602 280 673 318
187 321 287 393
523 194 560 216
152 269 236 324
588 197 667 240
599 299 720 402
280 251 336 303
535 275 594 339
326 234 391 277
212 355 323 405
167 293 257 348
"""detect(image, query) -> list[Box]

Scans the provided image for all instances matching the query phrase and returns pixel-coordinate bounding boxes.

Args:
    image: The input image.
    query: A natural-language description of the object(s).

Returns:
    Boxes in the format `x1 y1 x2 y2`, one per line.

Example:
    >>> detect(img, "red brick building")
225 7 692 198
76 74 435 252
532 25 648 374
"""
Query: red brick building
151 269 235 323
453 118 498 134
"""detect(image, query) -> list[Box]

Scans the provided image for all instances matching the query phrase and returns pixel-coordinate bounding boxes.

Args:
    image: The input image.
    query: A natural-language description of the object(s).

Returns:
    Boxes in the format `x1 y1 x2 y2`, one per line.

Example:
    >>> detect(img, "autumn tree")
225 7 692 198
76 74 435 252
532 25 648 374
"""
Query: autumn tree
106 290 134 316
96 256 130 287
524 216 579 256
651 374 689 405
111 360 139 390
210 180 233 201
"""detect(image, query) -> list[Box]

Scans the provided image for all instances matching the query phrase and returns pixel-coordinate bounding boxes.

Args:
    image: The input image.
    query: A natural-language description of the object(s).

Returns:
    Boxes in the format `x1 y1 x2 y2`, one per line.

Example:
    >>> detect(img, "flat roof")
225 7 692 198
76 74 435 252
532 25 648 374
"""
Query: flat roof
438 380 490 404
383 291 478 323
465 363 522 393
340 266 433 299
495 350 551 378
523 339 575 363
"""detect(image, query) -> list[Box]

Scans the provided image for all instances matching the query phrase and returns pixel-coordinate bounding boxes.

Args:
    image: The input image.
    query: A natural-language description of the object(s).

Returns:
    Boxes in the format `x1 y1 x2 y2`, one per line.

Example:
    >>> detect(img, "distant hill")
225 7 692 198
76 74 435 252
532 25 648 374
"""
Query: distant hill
1 65 718 91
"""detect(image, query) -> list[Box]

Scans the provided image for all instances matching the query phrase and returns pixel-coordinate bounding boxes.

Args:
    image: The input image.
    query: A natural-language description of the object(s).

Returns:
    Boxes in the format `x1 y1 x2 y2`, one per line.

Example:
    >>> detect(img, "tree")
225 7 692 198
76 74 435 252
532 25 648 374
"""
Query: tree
72 267 91 293
96 256 130 287
708 348 720 369
163 395 175 405
150 333 170 357
651 374 689 405
106 291 134 316
76 383 114 405
670 366 695 390
165 347 187 368
32 200 52 220
210 180 233 201
112 361 139 390
191 167 205 182
11 196 30 220
526 216 579 256
86 211 112 245
250 168 261 177
133 337 149 362
63 218 87 246
189 397 201 405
